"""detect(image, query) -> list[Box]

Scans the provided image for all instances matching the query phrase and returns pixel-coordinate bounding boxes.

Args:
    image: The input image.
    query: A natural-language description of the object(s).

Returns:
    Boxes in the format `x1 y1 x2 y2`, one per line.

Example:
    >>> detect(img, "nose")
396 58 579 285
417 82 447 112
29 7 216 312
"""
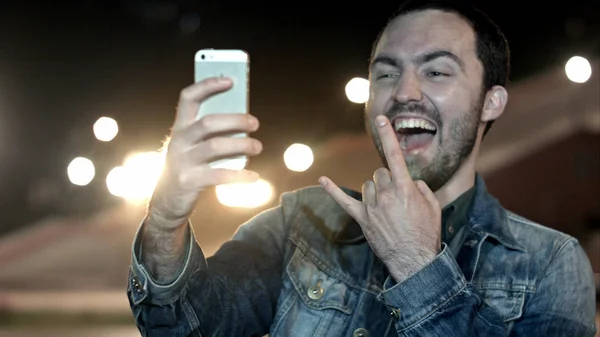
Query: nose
392 72 423 103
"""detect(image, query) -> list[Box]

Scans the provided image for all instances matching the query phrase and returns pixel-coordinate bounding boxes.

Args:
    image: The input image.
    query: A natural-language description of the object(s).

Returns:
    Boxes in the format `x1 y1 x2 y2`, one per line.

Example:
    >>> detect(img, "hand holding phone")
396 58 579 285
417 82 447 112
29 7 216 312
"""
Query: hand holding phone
195 49 250 171
147 49 261 226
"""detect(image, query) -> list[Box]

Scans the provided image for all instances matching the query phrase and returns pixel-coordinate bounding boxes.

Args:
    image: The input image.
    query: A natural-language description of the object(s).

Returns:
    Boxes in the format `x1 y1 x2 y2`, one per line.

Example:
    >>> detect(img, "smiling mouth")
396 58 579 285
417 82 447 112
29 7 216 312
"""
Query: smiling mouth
393 117 437 153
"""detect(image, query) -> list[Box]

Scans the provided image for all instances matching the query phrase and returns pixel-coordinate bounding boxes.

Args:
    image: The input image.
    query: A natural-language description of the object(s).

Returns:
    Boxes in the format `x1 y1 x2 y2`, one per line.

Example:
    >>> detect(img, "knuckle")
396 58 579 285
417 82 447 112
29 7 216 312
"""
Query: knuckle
167 165 190 186
375 167 387 174
389 147 402 159
167 137 187 153
179 87 194 101
205 137 222 152
373 167 388 179
197 115 213 130
378 188 393 200
176 172 190 186
171 128 192 147
201 77 219 86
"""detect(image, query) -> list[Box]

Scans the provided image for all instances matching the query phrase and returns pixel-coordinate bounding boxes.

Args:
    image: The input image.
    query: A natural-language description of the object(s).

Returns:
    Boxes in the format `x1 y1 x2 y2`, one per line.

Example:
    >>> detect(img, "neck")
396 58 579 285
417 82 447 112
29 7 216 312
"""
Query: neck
434 156 477 208
434 134 483 207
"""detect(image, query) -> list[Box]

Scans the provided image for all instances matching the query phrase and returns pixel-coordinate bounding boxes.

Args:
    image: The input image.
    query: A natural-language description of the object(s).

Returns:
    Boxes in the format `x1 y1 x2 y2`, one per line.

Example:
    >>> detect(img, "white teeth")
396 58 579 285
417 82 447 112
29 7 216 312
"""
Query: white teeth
394 118 436 132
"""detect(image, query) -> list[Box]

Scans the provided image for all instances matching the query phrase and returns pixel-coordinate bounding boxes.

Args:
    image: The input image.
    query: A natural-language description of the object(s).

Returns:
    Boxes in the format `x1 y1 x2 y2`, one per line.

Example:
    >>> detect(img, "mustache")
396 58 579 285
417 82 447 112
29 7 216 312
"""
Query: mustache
383 102 442 126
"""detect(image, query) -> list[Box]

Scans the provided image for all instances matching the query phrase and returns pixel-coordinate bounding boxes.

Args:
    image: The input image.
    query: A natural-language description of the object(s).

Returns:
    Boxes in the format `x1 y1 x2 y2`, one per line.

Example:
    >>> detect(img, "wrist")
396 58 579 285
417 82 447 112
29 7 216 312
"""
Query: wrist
146 207 188 232
386 247 438 282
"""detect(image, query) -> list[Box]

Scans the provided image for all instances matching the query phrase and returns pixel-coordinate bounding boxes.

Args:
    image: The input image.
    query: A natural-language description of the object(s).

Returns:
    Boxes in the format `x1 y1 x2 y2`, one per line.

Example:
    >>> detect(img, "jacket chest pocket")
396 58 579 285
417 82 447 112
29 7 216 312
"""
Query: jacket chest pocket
476 284 526 322
272 248 358 337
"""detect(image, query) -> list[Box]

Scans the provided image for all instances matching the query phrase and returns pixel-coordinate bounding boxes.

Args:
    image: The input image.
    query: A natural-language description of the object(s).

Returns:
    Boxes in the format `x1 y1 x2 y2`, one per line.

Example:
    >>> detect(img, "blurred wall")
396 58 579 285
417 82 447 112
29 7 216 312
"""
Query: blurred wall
483 131 599 238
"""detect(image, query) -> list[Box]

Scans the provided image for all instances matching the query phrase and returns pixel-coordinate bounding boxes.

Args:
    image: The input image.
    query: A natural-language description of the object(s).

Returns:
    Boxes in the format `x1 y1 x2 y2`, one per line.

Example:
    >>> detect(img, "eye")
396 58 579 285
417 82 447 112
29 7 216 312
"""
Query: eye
377 74 399 80
427 71 448 77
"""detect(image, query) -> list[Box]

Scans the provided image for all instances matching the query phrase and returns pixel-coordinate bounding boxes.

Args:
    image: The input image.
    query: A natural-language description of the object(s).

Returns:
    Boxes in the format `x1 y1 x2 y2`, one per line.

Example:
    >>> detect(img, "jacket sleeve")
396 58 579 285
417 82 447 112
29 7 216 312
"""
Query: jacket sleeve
127 192 299 337
377 240 597 336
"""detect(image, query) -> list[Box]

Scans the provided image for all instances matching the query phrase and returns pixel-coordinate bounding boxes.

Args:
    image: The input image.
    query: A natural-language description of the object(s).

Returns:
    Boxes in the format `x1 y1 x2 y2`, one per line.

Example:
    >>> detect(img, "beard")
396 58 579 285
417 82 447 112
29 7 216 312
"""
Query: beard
365 97 483 192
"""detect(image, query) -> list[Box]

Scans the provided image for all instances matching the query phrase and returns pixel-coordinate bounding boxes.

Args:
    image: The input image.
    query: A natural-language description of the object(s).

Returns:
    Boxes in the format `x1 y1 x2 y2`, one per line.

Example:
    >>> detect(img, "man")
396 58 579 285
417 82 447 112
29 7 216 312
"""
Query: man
127 1 597 336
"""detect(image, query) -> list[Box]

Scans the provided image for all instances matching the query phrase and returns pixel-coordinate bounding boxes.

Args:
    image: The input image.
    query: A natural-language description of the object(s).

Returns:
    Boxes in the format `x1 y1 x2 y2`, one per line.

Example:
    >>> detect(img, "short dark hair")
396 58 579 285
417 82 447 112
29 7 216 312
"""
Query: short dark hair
371 0 510 136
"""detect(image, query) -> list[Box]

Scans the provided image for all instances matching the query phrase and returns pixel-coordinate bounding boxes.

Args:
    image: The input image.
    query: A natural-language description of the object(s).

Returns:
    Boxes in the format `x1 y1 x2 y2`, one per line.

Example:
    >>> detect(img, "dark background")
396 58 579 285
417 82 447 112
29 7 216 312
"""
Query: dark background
0 0 598 235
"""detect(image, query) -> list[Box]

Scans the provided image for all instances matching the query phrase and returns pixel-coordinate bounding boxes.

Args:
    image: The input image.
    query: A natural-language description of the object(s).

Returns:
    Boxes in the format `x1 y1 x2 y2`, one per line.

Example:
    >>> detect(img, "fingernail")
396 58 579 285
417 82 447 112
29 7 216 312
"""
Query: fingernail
376 115 387 127
318 177 327 186
217 77 231 84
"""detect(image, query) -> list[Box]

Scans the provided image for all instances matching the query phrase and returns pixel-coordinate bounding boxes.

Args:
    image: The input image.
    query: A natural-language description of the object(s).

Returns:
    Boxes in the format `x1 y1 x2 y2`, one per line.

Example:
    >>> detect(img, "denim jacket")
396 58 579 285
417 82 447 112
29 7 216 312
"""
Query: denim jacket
127 175 597 336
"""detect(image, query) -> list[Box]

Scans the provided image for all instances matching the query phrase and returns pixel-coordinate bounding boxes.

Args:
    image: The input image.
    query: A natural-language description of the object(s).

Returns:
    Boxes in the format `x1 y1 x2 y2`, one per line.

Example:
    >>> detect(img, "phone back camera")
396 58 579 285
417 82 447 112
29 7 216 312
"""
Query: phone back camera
201 54 206 60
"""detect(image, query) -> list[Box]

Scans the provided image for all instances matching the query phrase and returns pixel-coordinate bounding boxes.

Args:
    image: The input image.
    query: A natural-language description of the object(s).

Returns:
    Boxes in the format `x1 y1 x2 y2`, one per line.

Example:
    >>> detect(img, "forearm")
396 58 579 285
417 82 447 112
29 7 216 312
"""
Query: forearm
128 203 291 337
386 242 438 283
140 212 190 284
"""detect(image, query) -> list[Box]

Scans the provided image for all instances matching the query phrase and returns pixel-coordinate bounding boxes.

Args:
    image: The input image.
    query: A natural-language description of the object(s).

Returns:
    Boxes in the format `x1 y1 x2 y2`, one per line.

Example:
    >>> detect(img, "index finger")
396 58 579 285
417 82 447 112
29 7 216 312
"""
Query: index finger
319 176 367 223
174 77 233 129
375 115 412 184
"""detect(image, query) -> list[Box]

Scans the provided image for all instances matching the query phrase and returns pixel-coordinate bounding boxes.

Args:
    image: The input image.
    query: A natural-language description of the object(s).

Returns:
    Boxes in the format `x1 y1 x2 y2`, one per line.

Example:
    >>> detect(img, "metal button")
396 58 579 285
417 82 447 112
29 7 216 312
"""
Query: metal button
353 328 369 337
390 308 401 320
448 225 455 234
132 276 143 293
307 279 324 300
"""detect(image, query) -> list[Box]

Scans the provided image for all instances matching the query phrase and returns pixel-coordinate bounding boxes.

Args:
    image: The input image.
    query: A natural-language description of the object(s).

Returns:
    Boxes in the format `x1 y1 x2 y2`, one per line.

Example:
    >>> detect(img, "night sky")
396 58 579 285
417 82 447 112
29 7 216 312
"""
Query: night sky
0 0 598 235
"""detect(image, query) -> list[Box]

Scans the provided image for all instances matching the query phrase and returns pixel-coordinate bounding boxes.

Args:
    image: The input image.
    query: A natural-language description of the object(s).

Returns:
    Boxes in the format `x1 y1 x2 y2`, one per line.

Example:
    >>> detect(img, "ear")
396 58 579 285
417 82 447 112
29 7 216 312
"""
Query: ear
481 85 508 123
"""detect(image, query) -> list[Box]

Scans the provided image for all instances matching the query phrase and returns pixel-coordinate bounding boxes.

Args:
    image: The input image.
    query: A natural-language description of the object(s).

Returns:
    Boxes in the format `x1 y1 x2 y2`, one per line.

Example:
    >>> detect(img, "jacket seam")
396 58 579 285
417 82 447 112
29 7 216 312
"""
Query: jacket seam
399 282 468 332
535 237 575 291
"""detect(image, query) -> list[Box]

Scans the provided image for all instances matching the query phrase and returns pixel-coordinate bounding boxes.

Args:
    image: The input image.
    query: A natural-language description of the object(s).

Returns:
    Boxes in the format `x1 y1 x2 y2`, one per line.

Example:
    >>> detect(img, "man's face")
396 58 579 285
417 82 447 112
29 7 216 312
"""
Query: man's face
366 9 485 192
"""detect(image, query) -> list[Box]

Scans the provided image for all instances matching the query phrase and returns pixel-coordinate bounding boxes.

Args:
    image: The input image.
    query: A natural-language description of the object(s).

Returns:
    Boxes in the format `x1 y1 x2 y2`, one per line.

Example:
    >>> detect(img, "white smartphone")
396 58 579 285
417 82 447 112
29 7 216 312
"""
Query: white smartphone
194 49 249 171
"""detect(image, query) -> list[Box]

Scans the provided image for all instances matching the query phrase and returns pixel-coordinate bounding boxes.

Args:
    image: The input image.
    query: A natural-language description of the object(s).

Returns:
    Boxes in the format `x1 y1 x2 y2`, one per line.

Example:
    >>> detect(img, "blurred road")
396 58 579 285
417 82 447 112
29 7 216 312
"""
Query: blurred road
0 327 140 337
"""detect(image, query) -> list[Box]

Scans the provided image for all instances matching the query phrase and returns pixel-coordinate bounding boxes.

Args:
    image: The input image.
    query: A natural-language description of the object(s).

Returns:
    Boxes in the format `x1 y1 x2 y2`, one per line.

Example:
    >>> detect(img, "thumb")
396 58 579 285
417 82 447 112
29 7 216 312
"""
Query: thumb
416 180 439 208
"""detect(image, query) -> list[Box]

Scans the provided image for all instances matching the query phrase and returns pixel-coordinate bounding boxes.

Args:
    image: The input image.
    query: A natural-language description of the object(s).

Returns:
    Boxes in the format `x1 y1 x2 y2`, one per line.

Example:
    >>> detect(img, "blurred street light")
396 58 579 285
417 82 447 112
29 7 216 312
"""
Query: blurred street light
284 143 314 172
565 56 592 83
345 77 369 103
106 166 127 198
215 179 274 208
106 151 166 203
67 157 95 186
93 117 119 142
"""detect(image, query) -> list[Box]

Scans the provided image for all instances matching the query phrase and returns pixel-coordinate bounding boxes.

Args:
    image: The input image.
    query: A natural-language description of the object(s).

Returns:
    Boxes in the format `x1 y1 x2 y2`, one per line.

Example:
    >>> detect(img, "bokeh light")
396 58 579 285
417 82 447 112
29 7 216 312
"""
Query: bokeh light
93 117 119 142
283 143 314 172
67 157 95 186
565 56 592 83
215 179 275 208
345 77 370 103
106 151 166 203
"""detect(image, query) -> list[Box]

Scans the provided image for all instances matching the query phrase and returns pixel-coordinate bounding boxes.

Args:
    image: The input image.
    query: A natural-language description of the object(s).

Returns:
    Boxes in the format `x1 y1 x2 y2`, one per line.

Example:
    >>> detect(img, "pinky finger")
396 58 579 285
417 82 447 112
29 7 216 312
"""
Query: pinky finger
184 167 260 189
209 168 260 186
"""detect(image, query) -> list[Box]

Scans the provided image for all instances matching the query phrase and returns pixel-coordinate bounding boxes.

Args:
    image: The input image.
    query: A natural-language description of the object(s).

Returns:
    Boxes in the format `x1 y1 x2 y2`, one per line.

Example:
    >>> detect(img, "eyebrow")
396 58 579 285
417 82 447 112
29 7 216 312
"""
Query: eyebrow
371 50 465 71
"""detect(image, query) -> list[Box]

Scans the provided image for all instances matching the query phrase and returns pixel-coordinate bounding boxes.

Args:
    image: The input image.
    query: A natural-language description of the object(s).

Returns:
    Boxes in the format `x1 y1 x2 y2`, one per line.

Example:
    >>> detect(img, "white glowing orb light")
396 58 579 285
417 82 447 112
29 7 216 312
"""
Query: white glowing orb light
106 151 166 203
105 166 127 198
215 179 274 208
565 56 592 83
345 77 370 103
283 143 314 172
67 157 95 186
93 117 119 142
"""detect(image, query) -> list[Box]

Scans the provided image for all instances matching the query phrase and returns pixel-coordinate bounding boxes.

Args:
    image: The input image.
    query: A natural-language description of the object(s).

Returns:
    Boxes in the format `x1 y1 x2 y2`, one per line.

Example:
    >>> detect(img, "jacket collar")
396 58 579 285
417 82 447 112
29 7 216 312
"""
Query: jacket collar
334 174 526 252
